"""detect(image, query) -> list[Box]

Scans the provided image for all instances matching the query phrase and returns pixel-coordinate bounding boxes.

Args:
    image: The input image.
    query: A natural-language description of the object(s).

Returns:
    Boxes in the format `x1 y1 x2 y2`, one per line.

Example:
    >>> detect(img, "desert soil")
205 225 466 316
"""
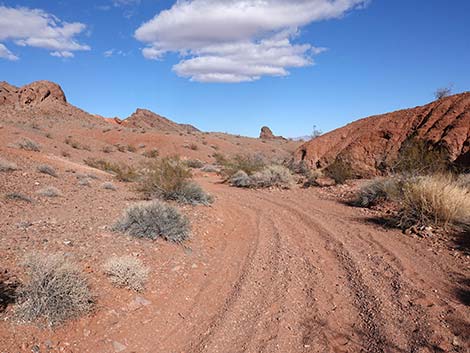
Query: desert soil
1 168 468 353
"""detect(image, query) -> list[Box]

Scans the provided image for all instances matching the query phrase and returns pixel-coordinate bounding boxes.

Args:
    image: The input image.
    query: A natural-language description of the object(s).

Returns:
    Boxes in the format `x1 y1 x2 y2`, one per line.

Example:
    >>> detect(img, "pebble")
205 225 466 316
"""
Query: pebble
112 341 127 352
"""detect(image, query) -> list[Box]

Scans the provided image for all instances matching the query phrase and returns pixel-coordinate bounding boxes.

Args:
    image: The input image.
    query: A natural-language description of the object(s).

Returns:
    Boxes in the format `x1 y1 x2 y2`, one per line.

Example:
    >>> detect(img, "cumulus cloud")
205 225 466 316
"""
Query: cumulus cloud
135 0 367 82
0 43 18 61
0 6 90 59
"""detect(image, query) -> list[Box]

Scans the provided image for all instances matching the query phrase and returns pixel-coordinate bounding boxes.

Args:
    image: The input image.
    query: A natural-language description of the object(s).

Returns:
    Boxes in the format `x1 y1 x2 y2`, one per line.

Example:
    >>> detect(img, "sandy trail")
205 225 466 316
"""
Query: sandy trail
1 176 468 353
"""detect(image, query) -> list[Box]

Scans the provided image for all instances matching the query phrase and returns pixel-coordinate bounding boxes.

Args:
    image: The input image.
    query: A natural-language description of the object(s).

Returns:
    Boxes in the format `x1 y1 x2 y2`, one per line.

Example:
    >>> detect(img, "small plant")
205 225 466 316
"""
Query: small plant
78 178 91 187
102 145 114 153
142 149 159 158
324 158 352 184
16 138 41 152
37 164 57 177
5 192 33 202
61 151 71 158
201 164 219 173
37 187 61 197
127 145 137 153
83 158 137 182
219 154 267 178
230 170 252 188
0 158 17 172
185 159 204 169
176 182 214 205
434 86 452 100
353 177 402 207
16 253 93 326
102 182 117 190
112 200 190 242
189 143 198 151
103 256 149 292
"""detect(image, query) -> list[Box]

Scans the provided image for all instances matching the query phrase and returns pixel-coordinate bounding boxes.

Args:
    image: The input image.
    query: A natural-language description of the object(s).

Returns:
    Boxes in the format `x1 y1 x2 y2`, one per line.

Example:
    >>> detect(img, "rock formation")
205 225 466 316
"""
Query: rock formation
295 92 470 176
259 126 285 140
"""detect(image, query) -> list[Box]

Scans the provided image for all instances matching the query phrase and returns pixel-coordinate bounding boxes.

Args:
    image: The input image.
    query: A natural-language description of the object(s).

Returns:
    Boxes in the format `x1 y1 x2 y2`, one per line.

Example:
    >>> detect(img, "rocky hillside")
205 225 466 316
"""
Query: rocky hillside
295 92 470 176
119 108 200 133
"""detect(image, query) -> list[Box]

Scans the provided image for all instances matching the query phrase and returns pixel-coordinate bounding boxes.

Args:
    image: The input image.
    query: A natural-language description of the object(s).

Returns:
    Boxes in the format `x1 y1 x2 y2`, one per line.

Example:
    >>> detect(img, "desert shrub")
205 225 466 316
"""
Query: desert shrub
400 174 470 228
394 139 449 175
213 152 228 165
353 177 402 207
302 169 324 188
84 158 137 182
112 200 190 242
251 165 294 188
0 158 17 172
139 157 211 205
61 151 71 158
16 138 41 152
103 256 149 292
435 86 452 100
65 137 91 151
16 253 93 326
286 160 311 177
0 270 18 312
127 145 137 153
37 164 57 177
324 158 352 184
201 164 219 173
142 149 159 158
102 145 114 153
220 154 267 178
185 159 204 169
37 186 61 197
102 182 117 190
230 170 252 188
78 178 91 187
175 182 214 205
189 143 198 151
5 192 33 202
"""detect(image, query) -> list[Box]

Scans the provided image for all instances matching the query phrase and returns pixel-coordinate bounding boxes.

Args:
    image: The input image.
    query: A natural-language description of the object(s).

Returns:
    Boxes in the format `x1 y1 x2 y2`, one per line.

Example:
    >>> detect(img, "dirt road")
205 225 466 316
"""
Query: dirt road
1 175 469 352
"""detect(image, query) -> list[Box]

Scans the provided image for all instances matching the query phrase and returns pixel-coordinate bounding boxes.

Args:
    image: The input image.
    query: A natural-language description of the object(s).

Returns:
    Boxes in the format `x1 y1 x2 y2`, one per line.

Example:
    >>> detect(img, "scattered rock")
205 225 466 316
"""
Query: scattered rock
112 341 126 352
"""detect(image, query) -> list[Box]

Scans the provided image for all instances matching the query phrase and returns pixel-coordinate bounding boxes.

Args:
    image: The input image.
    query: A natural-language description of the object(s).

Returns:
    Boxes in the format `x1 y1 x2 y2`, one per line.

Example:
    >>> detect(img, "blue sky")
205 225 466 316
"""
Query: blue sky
0 0 469 137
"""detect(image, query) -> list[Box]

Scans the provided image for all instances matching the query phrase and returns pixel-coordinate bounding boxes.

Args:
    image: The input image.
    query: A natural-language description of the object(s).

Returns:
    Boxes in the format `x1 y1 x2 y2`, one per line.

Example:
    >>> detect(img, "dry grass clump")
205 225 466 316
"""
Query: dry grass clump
37 164 57 177
103 256 149 292
201 164 219 173
16 253 93 326
102 145 114 153
84 158 137 182
102 182 117 190
457 174 470 190
0 158 17 172
37 186 61 197
16 138 41 152
139 157 212 205
230 170 252 188
400 174 470 228
5 192 33 202
112 200 190 242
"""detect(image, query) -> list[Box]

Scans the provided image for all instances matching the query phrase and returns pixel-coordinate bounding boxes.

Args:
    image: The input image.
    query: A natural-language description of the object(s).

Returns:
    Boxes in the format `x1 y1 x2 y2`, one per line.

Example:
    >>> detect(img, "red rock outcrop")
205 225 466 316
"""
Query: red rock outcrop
259 126 285 140
295 92 470 176
123 108 199 133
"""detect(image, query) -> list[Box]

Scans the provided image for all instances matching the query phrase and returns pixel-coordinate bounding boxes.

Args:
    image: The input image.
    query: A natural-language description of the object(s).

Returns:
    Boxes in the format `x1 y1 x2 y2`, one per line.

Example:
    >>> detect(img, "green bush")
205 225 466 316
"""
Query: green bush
325 158 352 184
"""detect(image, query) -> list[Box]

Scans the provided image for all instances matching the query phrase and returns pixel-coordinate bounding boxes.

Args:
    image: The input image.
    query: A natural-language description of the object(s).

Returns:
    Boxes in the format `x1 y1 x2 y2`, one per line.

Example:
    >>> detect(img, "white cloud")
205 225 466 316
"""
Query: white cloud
0 6 90 60
0 43 18 61
135 0 367 82
104 49 128 57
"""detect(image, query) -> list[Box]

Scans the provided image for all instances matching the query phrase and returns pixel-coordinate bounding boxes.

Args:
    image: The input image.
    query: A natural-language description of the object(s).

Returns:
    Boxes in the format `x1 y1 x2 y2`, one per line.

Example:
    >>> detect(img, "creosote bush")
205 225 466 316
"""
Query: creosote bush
103 256 149 292
230 170 252 188
37 164 57 177
219 153 267 178
393 139 449 175
0 158 17 172
139 157 212 205
353 177 402 208
16 138 41 152
112 200 190 242
16 253 93 326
